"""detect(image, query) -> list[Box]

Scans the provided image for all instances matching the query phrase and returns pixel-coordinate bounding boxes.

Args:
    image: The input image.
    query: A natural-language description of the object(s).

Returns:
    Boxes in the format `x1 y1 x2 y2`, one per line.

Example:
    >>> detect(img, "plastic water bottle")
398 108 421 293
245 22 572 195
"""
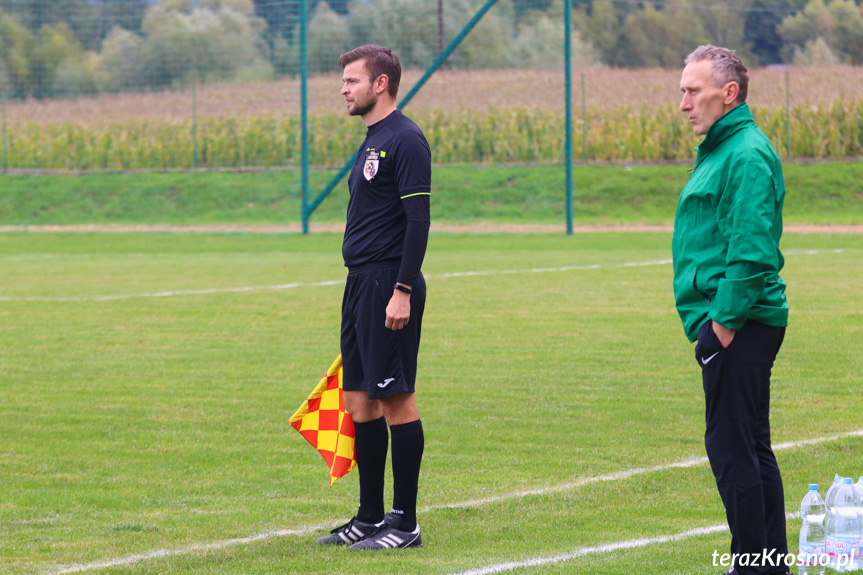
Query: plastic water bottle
854 477 863 572
827 475 846 569
799 484 827 575
834 477 862 572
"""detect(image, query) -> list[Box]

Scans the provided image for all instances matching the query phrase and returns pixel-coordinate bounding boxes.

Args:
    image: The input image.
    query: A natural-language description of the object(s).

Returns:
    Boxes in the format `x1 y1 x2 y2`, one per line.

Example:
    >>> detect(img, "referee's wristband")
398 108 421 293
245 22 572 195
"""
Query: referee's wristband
393 283 412 295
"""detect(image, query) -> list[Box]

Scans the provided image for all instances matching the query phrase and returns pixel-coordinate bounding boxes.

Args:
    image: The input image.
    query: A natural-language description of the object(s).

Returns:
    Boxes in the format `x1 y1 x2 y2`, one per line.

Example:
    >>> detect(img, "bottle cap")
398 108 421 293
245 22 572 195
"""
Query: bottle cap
809 484 819 490
843 477 853 484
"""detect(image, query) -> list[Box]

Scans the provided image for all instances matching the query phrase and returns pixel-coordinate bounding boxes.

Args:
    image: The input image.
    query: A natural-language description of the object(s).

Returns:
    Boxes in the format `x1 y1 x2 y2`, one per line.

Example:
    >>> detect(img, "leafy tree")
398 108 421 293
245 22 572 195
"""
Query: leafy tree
253 0 321 42
272 33 294 76
779 0 863 63
139 0 272 87
743 0 797 64
1 0 148 50
0 8 33 97
53 53 97 97
510 0 598 68
30 22 85 97
98 0 149 38
307 1 352 72
575 0 625 66
93 25 146 91
623 3 710 68
446 0 515 68
347 0 439 68
696 0 755 61
792 35 841 64
832 0 863 62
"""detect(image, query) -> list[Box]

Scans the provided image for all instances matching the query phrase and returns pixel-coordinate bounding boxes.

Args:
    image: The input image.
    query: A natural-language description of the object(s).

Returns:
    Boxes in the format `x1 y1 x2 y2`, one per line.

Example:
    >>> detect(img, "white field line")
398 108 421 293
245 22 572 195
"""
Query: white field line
448 511 803 575
48 428 863 574
449 524 730 575
1 249 844 303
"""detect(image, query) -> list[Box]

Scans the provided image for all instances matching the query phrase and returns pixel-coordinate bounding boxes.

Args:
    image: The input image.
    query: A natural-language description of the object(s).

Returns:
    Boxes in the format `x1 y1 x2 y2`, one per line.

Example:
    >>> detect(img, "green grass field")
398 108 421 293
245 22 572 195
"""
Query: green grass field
1 231 861 575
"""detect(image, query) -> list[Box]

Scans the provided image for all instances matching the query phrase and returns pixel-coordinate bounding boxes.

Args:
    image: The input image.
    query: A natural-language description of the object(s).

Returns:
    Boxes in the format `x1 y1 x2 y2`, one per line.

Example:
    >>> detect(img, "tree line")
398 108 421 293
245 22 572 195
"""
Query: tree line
1 0 862 100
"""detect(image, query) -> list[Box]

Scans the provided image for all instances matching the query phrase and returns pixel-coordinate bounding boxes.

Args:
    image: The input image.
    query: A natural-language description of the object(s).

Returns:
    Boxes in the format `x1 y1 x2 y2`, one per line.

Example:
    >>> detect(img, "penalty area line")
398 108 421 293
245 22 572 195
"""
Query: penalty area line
46 428 863 574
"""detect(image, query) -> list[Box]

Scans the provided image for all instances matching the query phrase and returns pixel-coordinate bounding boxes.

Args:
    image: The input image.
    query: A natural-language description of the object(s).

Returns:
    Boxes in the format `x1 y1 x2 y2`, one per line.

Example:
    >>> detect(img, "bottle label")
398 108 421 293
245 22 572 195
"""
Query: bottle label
798 542 826 566
834 536 857 564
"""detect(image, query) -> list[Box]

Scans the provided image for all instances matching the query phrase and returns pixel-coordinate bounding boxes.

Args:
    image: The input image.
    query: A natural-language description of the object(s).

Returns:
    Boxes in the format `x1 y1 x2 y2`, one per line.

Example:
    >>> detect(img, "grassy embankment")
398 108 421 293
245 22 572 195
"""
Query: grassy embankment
1 161 862 225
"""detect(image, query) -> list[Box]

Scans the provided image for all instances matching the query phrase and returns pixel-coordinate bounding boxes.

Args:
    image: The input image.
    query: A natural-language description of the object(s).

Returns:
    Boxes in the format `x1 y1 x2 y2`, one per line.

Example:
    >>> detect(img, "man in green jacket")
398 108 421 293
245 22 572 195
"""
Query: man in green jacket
673 45 790 575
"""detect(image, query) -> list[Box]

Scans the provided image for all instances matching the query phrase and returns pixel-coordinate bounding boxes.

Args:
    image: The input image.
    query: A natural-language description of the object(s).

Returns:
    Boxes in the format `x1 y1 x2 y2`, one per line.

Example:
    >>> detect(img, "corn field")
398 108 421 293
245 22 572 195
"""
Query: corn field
3 67 863 170
4 102 862 169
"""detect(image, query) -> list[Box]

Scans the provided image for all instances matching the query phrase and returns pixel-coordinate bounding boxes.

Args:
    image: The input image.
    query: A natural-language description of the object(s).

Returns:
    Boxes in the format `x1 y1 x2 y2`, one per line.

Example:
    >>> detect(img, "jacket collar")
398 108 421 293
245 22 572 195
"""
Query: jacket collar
695 103 754 166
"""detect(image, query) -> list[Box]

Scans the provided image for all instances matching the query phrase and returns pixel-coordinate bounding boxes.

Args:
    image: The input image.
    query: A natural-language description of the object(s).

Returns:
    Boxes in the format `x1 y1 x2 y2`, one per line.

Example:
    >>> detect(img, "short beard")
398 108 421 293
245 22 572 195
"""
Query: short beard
349 89 377 117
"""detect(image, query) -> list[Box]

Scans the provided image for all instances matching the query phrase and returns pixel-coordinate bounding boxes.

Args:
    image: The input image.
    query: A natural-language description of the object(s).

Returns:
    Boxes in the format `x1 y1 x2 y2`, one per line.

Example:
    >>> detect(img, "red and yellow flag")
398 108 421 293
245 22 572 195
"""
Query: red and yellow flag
290 355 356 487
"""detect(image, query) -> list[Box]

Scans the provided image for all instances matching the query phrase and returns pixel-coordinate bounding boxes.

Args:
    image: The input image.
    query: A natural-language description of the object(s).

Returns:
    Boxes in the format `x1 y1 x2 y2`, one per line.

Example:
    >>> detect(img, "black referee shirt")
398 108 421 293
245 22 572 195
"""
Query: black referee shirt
342 110 431 287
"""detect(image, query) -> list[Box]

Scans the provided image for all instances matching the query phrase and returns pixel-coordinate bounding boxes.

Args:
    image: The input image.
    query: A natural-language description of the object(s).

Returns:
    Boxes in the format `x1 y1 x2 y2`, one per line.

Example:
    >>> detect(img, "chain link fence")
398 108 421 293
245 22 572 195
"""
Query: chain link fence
1 0 862 227
2 0 863 171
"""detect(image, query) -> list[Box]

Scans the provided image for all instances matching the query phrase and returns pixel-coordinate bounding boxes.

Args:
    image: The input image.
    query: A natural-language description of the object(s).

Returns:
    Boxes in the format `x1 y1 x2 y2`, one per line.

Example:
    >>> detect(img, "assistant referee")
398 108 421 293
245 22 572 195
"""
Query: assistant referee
316 45 431 551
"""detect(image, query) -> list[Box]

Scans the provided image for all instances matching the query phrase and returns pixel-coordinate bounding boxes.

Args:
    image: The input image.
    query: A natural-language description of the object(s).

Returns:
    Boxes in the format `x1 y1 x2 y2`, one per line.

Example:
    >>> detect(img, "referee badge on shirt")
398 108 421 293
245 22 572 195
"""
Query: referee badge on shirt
363 149 380 182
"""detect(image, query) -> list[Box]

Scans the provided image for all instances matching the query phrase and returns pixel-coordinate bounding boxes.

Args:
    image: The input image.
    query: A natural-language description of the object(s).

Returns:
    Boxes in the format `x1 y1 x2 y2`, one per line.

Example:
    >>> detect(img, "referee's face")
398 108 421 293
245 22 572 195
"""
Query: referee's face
341 59 378 118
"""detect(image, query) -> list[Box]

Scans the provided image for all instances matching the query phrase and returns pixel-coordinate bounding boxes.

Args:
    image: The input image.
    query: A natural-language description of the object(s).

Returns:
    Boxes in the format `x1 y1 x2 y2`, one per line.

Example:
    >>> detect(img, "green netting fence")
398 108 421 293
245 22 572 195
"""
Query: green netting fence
1 0 862 227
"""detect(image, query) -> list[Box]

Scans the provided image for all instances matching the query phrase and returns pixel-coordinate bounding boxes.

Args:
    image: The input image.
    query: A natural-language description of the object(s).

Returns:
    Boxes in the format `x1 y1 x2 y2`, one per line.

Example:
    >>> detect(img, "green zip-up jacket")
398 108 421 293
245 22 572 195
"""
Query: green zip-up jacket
672 103 788 343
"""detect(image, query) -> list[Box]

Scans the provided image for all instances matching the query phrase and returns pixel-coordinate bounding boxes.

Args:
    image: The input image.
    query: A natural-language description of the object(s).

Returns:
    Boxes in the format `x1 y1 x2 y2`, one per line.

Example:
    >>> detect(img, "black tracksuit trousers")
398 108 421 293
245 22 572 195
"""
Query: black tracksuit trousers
696 319 788 575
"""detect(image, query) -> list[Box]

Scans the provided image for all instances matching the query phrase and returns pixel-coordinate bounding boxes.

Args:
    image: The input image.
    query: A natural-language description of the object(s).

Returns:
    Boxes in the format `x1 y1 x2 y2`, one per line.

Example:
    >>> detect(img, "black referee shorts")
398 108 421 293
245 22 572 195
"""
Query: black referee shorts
340 264 426 400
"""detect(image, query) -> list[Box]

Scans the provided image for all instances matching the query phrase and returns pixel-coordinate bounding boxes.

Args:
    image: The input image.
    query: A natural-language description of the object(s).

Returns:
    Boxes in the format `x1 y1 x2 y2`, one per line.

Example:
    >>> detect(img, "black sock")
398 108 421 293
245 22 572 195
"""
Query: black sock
389 419 424 532
353 416 388 524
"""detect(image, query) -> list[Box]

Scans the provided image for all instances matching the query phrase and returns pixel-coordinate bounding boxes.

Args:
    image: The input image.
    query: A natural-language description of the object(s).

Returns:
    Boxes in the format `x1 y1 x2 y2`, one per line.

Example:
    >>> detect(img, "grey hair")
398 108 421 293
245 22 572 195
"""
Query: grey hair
685 45 749 103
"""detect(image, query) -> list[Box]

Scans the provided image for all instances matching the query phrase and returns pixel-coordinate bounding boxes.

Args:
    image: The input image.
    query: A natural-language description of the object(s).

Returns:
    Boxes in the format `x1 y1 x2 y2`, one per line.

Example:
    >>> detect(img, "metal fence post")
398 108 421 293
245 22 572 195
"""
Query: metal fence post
193 82 199 169
300 0 310 234
564 0 573 236
1 89 7 174
785 69 791 159
303 0 501 223
581 73 587 161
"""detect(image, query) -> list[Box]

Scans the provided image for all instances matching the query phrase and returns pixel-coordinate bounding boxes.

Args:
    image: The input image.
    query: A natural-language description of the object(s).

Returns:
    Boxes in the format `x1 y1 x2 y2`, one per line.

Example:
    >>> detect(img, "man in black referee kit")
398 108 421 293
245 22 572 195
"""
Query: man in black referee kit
316 45 431 550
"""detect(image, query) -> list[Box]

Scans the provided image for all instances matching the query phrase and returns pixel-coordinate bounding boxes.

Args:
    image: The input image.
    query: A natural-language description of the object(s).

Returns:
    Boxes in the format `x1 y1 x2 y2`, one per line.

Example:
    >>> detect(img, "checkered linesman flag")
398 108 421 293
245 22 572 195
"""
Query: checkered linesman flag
290 355 357 487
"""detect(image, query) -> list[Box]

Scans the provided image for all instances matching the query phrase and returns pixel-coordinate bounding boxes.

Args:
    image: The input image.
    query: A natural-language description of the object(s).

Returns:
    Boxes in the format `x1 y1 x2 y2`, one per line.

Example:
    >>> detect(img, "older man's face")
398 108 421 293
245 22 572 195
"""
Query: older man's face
679 59 732 136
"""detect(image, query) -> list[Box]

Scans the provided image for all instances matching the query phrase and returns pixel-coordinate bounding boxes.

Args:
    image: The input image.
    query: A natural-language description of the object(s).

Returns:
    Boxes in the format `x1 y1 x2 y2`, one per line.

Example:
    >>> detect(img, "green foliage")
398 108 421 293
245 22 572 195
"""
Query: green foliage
93 26 145 92
624 3 710 68
30 22 84 98
0 9 34 98
1 0 273 99
779 0 863 64
575 0 625 66
138 0 273 87
792 36 841 65
697 0 756 62
4 0 863 101
307 2 352 73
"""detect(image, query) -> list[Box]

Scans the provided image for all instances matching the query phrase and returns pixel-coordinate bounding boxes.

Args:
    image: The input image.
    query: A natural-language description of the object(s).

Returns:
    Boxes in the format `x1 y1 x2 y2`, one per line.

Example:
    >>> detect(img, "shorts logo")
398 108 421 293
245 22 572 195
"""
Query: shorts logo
364 149 380 182
701 351 720 365
377 378 395 389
